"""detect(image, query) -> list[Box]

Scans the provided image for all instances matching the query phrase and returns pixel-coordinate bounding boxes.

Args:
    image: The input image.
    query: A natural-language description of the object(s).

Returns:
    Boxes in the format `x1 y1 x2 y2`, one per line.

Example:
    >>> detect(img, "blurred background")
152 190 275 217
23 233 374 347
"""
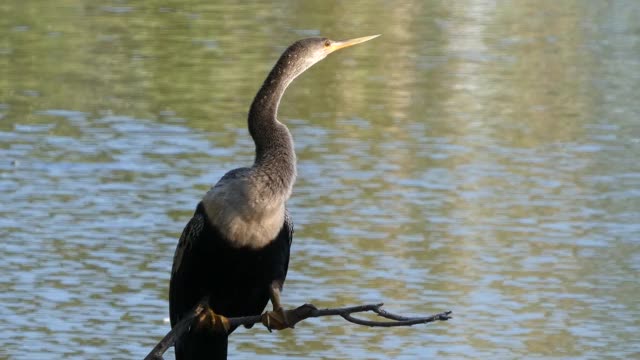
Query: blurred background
1 0 639 359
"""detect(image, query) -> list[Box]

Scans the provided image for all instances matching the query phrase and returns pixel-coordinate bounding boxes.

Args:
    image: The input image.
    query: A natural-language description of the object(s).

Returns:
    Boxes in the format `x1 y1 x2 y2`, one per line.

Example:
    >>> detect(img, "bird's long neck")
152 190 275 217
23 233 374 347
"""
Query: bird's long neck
247 57 298 198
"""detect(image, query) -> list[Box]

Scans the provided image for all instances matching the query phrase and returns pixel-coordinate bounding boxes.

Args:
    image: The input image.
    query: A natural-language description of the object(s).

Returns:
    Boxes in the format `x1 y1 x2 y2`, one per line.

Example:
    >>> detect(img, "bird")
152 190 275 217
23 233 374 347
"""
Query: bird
169 34 380 359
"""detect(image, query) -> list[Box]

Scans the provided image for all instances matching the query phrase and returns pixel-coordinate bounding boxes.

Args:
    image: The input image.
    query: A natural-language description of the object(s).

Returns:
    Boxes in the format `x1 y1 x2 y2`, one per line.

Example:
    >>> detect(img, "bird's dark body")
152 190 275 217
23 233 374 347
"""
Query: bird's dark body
170 202 293 359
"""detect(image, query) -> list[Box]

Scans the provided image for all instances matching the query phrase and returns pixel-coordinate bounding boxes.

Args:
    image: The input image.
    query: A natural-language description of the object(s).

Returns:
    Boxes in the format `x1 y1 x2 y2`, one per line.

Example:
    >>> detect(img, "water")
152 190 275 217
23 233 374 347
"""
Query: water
2 1 639 359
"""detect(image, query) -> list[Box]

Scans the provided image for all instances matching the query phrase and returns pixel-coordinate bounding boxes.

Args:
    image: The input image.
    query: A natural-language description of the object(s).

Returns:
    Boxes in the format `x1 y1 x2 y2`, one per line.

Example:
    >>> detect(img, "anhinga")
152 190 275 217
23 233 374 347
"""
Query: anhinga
169 35 379 359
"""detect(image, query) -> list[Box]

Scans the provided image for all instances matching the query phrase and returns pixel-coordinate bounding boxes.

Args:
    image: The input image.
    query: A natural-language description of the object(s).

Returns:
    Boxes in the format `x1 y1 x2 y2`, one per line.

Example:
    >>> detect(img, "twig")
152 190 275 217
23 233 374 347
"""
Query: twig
144 297 209 360
144 300 451 360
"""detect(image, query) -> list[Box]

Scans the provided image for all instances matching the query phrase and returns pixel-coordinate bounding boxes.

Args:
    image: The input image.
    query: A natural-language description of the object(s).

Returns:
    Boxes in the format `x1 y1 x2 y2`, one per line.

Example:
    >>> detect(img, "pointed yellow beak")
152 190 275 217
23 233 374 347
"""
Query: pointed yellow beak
325 34 381 54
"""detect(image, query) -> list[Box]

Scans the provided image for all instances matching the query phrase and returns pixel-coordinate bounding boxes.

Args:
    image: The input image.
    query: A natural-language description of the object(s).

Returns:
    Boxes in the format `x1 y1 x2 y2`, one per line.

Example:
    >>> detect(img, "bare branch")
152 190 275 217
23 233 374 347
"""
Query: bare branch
144 297 208 360
144 299 451 360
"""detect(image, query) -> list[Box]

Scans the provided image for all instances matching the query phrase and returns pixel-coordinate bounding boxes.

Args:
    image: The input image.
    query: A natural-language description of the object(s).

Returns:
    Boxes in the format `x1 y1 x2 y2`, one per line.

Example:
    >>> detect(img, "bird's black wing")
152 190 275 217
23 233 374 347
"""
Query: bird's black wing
279 208 294 287
169 205 207 327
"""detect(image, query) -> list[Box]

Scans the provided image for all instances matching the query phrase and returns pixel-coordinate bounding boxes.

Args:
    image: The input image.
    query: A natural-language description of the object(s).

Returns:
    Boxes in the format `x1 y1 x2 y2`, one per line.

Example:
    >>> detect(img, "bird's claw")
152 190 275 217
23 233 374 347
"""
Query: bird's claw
195 308 230 334
261 306 292 332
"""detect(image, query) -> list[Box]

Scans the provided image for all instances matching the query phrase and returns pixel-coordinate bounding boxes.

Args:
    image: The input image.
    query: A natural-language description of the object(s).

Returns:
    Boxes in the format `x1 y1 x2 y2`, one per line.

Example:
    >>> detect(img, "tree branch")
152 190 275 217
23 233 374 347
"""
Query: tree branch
144 299 451 360
145 297 210 360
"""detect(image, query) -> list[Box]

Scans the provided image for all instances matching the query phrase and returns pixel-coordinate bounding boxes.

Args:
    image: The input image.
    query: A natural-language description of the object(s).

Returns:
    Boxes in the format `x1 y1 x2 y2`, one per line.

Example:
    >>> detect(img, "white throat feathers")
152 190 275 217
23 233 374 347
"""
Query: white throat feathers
202 166 293 249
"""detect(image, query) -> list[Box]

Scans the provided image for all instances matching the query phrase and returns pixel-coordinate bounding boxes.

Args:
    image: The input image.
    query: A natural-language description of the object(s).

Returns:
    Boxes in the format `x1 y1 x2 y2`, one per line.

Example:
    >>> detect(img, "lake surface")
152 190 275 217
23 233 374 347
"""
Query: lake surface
2 1 639 359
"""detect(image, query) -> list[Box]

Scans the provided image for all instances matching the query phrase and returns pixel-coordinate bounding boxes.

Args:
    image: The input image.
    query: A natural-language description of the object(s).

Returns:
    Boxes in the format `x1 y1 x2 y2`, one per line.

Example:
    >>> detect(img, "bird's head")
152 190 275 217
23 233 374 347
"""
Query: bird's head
277 35 380 81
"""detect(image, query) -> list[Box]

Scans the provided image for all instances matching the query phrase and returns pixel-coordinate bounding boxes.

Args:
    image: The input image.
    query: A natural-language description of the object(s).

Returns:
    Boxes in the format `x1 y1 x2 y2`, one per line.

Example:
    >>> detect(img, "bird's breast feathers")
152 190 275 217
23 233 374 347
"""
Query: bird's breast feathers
202 179 286 249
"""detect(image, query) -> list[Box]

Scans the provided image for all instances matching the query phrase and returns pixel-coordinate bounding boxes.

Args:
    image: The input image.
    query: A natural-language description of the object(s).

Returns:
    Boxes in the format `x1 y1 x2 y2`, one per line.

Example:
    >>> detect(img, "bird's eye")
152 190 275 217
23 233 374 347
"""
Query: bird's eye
324 40 331 47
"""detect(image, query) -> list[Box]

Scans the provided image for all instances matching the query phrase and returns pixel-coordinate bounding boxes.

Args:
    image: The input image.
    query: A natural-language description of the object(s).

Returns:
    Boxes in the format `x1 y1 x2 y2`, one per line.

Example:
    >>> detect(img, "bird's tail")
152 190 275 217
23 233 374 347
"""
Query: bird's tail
175 332 228 360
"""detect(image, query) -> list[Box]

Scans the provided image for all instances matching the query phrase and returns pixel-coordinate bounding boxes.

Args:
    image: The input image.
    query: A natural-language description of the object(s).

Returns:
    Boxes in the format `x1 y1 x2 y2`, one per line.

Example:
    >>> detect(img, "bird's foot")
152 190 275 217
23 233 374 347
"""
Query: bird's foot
195 307 230 334
261 306 292 332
